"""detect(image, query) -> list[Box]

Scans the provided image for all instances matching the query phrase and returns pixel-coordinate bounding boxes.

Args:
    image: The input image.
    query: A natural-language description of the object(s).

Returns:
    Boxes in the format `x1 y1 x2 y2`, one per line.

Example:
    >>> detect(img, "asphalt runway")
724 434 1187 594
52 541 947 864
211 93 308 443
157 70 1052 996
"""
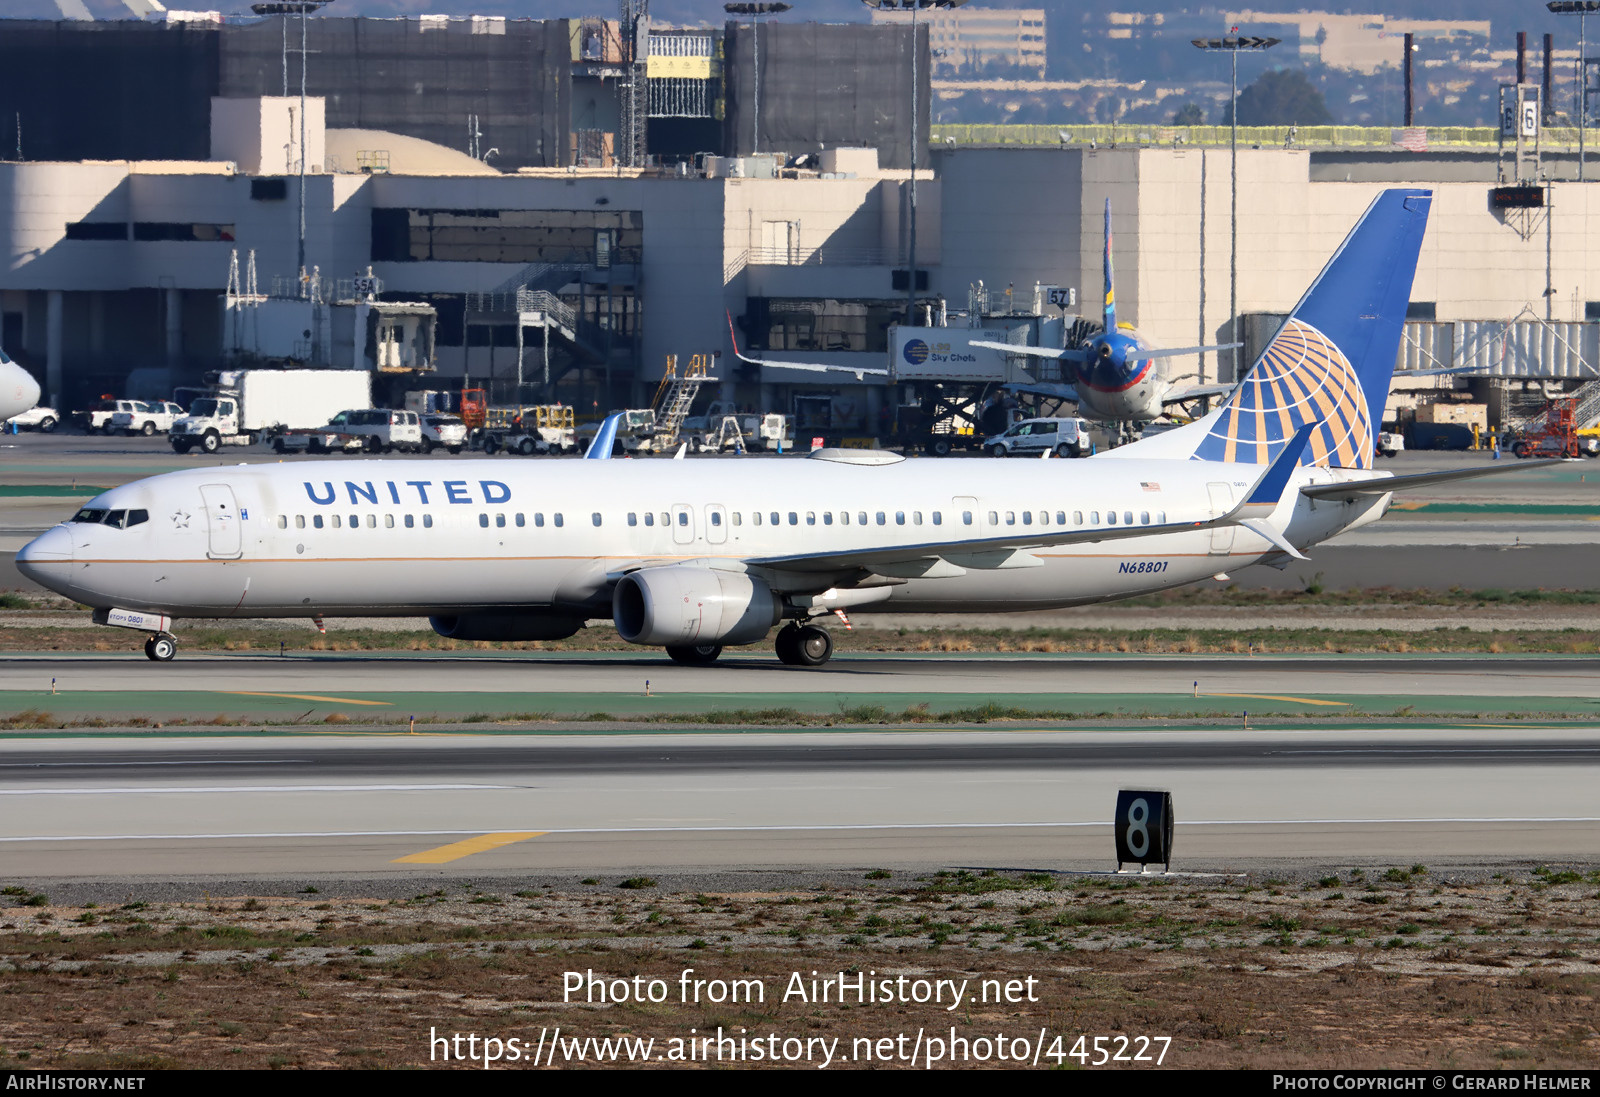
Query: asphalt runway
3 650 1598 701
1 729 1596 879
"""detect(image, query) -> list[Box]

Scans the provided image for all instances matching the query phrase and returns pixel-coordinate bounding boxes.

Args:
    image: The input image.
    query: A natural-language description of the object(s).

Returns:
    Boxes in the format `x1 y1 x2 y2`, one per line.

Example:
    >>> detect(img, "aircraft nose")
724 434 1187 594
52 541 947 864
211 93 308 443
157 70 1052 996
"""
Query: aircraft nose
15 526 72 580
15 370 40 409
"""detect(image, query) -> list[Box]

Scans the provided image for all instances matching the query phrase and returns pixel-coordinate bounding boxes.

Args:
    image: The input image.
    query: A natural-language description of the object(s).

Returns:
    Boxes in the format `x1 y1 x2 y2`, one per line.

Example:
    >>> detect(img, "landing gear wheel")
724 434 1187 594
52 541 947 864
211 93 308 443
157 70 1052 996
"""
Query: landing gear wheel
666 643 723 666
144 634 177 662
775 624 833 667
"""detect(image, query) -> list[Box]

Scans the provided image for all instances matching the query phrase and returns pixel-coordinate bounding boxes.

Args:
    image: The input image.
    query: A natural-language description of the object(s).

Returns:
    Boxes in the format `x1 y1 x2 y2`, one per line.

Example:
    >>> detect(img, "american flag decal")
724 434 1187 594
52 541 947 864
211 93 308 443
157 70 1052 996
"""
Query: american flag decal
1141 482 1161 492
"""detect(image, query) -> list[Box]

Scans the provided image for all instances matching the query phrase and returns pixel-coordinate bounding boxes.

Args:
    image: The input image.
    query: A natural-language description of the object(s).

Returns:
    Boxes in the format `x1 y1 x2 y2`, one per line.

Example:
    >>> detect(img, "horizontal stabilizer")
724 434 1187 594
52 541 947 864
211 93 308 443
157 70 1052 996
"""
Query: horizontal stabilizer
1300 459 1566 499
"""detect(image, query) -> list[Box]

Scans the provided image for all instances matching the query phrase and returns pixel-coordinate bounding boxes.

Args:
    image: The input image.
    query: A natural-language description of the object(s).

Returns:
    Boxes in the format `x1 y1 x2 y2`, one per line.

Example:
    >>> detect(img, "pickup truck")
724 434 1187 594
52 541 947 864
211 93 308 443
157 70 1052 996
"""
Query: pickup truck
110 400 185 437
77 398 148 433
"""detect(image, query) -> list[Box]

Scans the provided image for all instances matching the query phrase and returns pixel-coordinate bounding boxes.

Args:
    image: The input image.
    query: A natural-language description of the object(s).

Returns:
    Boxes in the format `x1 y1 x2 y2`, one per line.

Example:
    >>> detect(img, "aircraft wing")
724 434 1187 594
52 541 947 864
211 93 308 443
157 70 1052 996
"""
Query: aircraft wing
749 426 1316 576
1300 460 1566 500
727 312 888 379
1001 382 1081 405
1139 343 1241 360
968 339 1077 361
1162 383 1234 405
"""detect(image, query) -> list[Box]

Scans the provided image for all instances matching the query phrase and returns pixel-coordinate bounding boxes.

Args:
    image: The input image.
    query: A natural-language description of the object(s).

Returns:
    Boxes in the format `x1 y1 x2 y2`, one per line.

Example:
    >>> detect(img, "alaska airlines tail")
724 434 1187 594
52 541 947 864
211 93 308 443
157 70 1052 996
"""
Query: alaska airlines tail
1173 188 1431 470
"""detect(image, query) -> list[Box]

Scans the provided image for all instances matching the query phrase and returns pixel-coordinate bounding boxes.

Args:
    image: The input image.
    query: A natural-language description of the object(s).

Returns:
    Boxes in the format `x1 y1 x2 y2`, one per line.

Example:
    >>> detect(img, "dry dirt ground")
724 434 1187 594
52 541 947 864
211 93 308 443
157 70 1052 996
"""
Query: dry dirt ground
0 866 1596 1070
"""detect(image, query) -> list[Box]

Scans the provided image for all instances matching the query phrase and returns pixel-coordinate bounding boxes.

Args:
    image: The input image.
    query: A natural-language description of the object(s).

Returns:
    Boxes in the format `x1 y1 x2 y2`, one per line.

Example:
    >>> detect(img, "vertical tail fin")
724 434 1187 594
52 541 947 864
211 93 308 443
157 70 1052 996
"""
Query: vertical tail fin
1189 188 1432 469
1102 197 1117 333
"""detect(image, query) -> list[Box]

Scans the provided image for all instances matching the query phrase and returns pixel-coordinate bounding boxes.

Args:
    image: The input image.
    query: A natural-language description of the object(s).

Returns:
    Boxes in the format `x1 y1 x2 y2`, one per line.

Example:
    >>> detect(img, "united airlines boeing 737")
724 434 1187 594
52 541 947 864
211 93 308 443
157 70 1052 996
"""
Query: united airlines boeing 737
14 190 1550 666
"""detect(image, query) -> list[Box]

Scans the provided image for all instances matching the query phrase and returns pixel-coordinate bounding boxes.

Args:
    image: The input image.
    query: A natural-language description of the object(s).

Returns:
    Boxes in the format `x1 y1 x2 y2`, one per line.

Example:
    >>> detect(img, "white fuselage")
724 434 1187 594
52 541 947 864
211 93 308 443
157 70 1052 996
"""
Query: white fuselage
18 455 1389 623
0 358 41 421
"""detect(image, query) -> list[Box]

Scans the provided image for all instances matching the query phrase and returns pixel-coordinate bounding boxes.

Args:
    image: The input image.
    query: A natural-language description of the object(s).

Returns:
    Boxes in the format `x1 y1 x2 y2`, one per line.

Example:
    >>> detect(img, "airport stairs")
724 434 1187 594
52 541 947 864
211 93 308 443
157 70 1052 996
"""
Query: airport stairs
651 355 716 446
1503 376 1600 433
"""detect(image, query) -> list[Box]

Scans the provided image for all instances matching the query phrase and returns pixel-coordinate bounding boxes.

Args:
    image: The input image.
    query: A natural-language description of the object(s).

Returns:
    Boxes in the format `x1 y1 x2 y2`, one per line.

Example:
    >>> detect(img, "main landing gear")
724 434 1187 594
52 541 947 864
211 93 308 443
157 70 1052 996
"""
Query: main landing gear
143 634 177 662
775 622 834 667
666 643 723 665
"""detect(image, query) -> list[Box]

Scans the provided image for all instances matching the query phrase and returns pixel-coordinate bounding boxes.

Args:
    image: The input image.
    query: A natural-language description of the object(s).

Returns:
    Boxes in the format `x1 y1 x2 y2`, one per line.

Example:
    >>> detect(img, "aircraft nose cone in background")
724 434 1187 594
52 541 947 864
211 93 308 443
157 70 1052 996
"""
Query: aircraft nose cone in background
15 526 73 581
2 362 39 420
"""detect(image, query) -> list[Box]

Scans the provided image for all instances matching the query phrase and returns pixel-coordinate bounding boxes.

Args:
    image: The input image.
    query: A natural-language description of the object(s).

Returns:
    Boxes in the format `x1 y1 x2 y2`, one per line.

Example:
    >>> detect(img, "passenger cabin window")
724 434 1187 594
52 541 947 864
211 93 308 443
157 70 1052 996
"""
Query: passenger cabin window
423 514 433 528
789 512 799 525
314 515 324 529
479 514 489 528
592 513 602 526
712 512 723 526
296 515 306 529
535 514 545 527
644 513 654 527
628 513 638 526
404 515 414 528
554 514 565 527
515 514 525 527
806 512 815 526
876 512 886 525
895 511 905 525
277 515 287 529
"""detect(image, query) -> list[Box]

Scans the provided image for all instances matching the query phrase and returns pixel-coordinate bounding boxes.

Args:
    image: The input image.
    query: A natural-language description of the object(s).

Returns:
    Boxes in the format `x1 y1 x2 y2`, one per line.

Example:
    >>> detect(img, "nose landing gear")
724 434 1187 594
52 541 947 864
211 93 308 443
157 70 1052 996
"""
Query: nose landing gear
774 622 834 667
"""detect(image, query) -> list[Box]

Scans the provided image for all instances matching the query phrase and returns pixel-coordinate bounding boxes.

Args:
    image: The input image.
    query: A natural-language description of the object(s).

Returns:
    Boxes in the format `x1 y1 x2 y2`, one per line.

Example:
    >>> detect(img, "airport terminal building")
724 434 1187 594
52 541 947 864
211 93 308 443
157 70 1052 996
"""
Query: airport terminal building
2 13 1599 436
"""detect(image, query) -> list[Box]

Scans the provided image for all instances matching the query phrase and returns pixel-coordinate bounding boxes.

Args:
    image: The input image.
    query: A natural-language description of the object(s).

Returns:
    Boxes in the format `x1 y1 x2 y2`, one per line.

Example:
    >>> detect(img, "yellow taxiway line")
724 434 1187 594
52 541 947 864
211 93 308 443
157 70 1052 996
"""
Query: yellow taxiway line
1199 692 1350 707
222 691 393 706
392 831 546 864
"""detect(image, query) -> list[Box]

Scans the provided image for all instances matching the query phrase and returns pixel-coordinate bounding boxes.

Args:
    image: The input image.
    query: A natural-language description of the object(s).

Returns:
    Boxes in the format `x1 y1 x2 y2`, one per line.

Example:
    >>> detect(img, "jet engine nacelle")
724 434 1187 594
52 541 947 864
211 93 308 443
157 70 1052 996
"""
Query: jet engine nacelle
612 566 782 647
428 611 585 642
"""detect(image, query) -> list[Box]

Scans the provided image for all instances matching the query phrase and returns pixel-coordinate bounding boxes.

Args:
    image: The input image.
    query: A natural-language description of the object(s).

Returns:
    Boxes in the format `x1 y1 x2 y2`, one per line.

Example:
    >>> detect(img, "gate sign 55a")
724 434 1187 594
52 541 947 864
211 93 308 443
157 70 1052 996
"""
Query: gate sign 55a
1114 789 1175 869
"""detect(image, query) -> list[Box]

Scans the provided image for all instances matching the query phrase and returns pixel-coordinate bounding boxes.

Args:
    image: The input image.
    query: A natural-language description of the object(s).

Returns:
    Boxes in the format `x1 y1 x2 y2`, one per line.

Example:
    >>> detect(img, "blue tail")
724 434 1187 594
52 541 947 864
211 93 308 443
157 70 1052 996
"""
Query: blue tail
1102 197 1116 333
1190 188 1431 469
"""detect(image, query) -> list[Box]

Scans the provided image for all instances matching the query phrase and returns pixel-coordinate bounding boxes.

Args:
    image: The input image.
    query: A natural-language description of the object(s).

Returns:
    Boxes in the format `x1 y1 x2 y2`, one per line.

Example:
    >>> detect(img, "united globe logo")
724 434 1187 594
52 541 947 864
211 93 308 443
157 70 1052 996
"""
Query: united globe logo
902 339 931 365
1193 318 1373 469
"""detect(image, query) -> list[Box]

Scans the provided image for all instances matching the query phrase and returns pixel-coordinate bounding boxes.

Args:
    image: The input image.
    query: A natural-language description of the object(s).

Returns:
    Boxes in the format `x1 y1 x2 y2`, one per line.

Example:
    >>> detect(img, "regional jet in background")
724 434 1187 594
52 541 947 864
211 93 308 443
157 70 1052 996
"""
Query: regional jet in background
969 199 1238 424
0 349 41 422
15 190 1556 667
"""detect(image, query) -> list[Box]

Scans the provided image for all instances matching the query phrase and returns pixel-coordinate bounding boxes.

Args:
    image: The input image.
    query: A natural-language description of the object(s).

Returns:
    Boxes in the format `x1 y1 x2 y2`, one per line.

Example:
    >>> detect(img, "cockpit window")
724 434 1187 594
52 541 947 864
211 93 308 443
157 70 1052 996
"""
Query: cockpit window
69 507 147 528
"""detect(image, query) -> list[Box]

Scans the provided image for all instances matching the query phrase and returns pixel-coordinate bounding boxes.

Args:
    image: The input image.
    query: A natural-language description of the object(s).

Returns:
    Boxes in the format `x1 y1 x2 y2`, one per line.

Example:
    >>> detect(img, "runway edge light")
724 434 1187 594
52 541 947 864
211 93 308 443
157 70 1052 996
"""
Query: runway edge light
1114 789 1175 873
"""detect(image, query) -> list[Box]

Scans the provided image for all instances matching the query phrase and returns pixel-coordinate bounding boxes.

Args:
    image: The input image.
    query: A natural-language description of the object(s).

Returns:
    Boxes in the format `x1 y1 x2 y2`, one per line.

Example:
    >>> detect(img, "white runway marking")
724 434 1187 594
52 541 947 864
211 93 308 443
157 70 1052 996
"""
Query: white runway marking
0 783 518 796
1 816 1596 842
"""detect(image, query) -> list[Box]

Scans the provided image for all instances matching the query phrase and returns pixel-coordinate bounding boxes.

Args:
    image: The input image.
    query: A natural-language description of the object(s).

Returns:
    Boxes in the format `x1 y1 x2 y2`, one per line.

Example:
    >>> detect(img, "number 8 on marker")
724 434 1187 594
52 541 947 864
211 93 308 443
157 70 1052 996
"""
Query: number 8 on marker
1125 797 1149 858
1113 789 1173 869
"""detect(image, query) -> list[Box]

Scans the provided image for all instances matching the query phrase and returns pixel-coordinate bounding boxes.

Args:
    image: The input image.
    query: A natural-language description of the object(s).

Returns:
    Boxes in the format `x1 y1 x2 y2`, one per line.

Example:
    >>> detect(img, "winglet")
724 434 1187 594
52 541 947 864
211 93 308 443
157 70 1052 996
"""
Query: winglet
1223 422 1317 559
584 411 623 460
1234 422 1318 518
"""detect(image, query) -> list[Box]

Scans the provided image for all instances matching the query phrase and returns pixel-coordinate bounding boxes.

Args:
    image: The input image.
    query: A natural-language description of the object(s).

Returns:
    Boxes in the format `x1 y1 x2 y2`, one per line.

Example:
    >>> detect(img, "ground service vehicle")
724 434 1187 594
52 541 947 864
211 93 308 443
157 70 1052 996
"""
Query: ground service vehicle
3 404 58 432
422 415 468 454
170 370 372 454
984 417 1091 457
111 401 185 437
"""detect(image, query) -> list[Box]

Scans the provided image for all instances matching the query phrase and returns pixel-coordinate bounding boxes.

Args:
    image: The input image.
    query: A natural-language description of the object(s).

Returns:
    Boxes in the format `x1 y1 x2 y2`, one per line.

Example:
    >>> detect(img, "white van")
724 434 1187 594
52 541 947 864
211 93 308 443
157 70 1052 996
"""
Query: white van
984 417 1091 458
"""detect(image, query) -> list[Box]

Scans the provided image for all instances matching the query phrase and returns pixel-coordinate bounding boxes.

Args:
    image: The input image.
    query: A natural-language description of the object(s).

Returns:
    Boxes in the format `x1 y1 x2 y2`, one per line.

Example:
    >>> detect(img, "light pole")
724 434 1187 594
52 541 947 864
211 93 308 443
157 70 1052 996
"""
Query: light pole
1549 1 1600 181
252 1 334 298
1192 35 1278 382
863 0 965 326
725 2 792 155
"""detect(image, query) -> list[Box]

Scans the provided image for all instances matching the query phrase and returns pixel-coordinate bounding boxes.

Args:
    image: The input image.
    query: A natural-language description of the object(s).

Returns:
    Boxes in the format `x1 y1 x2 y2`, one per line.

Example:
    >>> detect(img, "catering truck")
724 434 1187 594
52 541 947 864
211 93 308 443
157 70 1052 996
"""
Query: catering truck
169 370 372 454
